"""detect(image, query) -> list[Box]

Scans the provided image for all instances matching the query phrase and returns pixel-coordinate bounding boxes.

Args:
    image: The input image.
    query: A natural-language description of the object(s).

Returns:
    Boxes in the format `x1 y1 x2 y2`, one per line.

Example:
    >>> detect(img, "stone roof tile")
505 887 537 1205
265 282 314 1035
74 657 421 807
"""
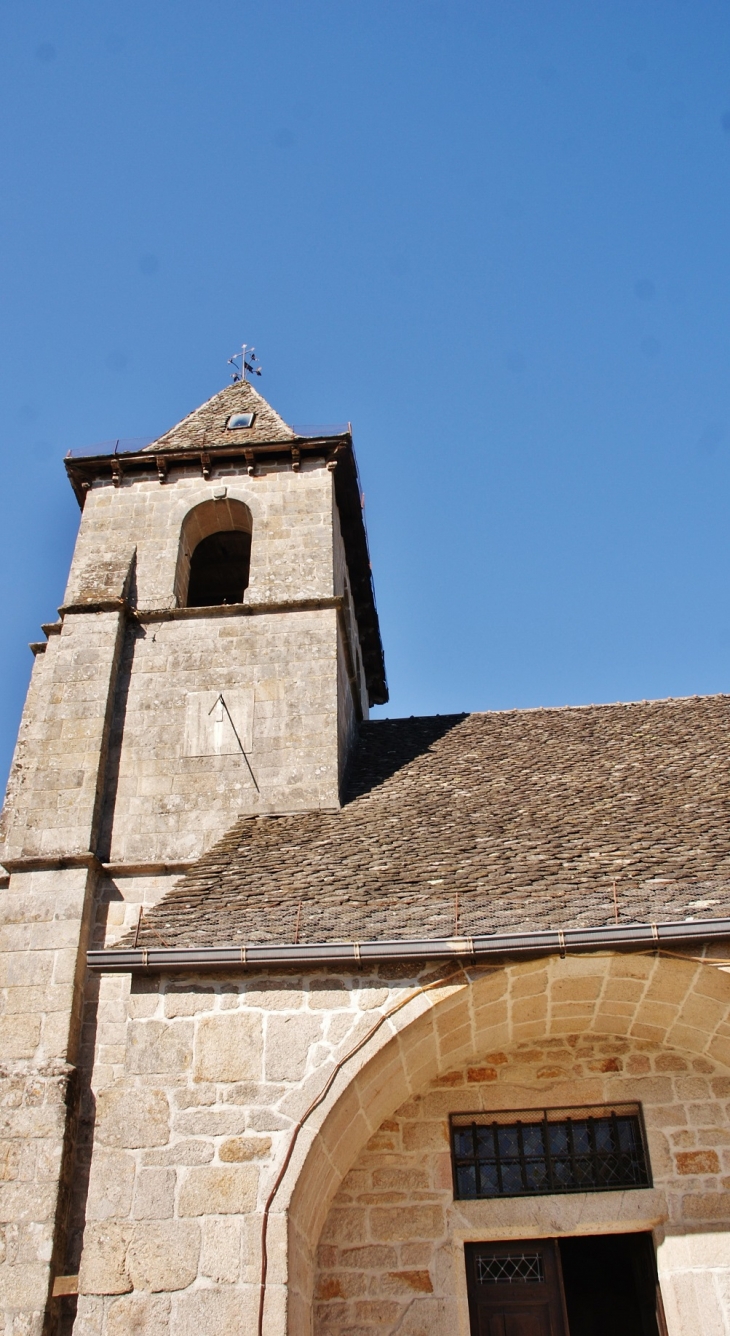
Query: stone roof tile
143 380 295 452
132 695 730 949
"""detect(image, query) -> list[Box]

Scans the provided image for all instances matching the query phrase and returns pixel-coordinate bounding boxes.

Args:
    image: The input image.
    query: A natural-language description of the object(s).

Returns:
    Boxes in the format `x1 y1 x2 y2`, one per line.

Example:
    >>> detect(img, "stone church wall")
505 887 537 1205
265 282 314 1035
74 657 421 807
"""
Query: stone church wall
67 955 730 1336
314 1039 730 1336
0 443 372 1334
72 967 411 1336
332 497 367 781
43 458 369 868
64 461 338 613
98 605 341 866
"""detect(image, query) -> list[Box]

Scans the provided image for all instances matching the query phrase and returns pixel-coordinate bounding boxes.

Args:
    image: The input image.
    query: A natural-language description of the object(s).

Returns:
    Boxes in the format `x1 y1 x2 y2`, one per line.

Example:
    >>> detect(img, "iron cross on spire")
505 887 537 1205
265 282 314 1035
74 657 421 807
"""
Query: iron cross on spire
227 344 263 383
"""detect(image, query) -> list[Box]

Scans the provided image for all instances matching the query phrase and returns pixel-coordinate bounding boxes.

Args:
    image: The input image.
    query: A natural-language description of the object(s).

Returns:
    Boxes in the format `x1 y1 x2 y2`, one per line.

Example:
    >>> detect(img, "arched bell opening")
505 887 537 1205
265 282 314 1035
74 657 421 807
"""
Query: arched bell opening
187 529 252 606
175 497 253 608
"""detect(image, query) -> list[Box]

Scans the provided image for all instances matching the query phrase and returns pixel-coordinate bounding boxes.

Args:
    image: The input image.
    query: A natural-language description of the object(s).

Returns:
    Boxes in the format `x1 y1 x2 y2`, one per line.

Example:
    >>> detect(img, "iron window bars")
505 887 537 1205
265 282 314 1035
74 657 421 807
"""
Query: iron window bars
451 1103 651 1200
476 1254 545 1284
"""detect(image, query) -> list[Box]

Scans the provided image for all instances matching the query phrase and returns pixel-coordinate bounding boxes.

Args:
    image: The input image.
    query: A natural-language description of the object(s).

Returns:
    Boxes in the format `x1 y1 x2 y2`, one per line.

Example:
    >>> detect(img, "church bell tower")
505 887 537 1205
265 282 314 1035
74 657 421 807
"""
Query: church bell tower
0 379 386 1334
3 378 387 870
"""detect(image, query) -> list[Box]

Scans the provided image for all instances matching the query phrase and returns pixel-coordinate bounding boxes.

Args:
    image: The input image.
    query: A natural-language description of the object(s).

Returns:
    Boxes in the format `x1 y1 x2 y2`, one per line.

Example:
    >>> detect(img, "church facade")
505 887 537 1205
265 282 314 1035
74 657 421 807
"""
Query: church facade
1 380 730 1336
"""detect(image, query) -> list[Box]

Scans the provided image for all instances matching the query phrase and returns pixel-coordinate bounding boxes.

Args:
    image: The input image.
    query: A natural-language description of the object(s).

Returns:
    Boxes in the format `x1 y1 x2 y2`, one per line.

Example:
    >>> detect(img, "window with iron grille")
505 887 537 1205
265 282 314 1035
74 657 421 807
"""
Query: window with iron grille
451 1104 651 1200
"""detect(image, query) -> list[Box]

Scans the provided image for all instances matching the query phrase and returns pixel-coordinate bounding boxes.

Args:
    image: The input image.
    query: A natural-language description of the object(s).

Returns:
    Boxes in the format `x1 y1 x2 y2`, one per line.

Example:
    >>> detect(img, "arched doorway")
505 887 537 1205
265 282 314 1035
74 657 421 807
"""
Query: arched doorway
269 952 730 1335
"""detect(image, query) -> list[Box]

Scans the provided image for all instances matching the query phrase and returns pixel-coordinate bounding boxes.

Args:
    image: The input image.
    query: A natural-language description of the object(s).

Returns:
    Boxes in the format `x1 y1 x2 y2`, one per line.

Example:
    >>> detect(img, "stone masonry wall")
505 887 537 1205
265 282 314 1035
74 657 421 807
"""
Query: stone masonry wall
51 461 367 862
332 497 366 715
69 957 730 1336
0 420 373 1336
0 1061 73 1330
98 606 342 865
4 459 368 872
2 610 126 864
0 862 105 1335
314 1038 730 1336
0 645 52 859
337 629 357 790
64 462 338 614
0 601 132 1334
2 455 369 874
332 500 367 780
0 452 369 1333
72 967 426 1336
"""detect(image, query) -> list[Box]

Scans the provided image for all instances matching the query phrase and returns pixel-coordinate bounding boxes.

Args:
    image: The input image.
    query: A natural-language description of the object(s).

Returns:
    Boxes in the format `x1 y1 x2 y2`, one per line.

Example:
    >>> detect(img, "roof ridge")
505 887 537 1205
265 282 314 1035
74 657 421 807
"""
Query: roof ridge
369 693 730 725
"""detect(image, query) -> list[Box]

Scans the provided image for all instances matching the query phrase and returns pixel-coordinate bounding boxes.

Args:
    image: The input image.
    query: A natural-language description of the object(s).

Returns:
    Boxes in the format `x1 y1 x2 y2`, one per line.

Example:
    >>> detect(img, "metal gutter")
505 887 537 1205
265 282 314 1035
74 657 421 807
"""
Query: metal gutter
87 916 730 973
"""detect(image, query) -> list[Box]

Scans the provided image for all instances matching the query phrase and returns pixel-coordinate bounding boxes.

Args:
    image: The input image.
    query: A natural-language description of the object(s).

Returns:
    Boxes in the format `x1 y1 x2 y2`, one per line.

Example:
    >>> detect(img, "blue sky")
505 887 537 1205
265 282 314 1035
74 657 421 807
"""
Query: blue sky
2 0 730 790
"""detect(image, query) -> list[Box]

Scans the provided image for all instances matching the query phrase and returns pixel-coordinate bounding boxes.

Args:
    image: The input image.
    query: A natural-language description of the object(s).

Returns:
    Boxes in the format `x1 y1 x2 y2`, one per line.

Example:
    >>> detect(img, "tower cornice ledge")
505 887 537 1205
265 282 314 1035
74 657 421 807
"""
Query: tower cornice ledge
56 594 344 620
64 433 350 501
1 851 103 874
133 593 345 621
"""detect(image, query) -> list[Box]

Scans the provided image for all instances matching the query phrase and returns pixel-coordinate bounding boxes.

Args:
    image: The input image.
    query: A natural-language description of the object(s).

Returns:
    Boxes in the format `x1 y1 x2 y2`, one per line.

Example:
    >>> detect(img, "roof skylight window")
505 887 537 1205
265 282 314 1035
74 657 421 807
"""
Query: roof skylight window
226 412 255 430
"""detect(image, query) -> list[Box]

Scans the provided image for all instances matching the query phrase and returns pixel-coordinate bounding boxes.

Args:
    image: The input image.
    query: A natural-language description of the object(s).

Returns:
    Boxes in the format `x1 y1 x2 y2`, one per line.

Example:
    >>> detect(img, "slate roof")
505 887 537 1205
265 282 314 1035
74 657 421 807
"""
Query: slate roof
143 380 296 452
129 694 730 950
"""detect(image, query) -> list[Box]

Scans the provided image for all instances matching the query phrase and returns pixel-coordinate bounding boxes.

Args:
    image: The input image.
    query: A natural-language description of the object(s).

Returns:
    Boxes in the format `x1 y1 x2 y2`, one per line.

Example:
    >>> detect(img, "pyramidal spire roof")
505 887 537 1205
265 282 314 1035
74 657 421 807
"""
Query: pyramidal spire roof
143 379 296 453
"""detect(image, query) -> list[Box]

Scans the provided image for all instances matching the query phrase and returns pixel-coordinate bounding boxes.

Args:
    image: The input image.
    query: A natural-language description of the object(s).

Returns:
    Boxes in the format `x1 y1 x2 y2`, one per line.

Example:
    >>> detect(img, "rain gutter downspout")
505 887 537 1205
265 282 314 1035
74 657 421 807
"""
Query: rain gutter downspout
87 915 730 972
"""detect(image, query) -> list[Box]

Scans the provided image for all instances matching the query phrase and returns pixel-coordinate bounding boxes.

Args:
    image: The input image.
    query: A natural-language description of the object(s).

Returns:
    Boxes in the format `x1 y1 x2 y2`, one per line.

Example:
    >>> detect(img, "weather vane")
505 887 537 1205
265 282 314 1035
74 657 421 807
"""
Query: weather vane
228 344 262 383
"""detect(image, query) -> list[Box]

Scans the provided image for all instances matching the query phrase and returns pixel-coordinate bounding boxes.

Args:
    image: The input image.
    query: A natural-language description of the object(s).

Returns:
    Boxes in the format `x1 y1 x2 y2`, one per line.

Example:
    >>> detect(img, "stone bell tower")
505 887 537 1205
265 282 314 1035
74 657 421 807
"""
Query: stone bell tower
0 380 387 1334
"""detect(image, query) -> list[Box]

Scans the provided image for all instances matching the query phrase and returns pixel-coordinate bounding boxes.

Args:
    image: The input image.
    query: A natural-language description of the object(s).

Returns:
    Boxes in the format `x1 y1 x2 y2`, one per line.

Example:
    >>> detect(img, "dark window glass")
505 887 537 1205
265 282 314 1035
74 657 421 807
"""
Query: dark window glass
456 1163 477 1198
454 1128 473 1158
187 530 251 607
451 1104 650 1200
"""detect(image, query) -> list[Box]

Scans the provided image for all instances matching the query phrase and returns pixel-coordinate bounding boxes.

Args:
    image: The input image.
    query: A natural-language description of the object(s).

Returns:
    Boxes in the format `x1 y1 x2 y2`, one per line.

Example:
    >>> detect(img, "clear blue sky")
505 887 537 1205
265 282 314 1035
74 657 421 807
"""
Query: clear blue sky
2 0 730 791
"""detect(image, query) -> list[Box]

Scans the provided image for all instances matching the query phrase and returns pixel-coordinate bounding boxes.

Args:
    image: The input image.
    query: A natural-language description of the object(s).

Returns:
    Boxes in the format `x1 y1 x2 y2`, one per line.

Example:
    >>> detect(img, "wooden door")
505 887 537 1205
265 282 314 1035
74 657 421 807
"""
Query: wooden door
465 1240 568 1336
